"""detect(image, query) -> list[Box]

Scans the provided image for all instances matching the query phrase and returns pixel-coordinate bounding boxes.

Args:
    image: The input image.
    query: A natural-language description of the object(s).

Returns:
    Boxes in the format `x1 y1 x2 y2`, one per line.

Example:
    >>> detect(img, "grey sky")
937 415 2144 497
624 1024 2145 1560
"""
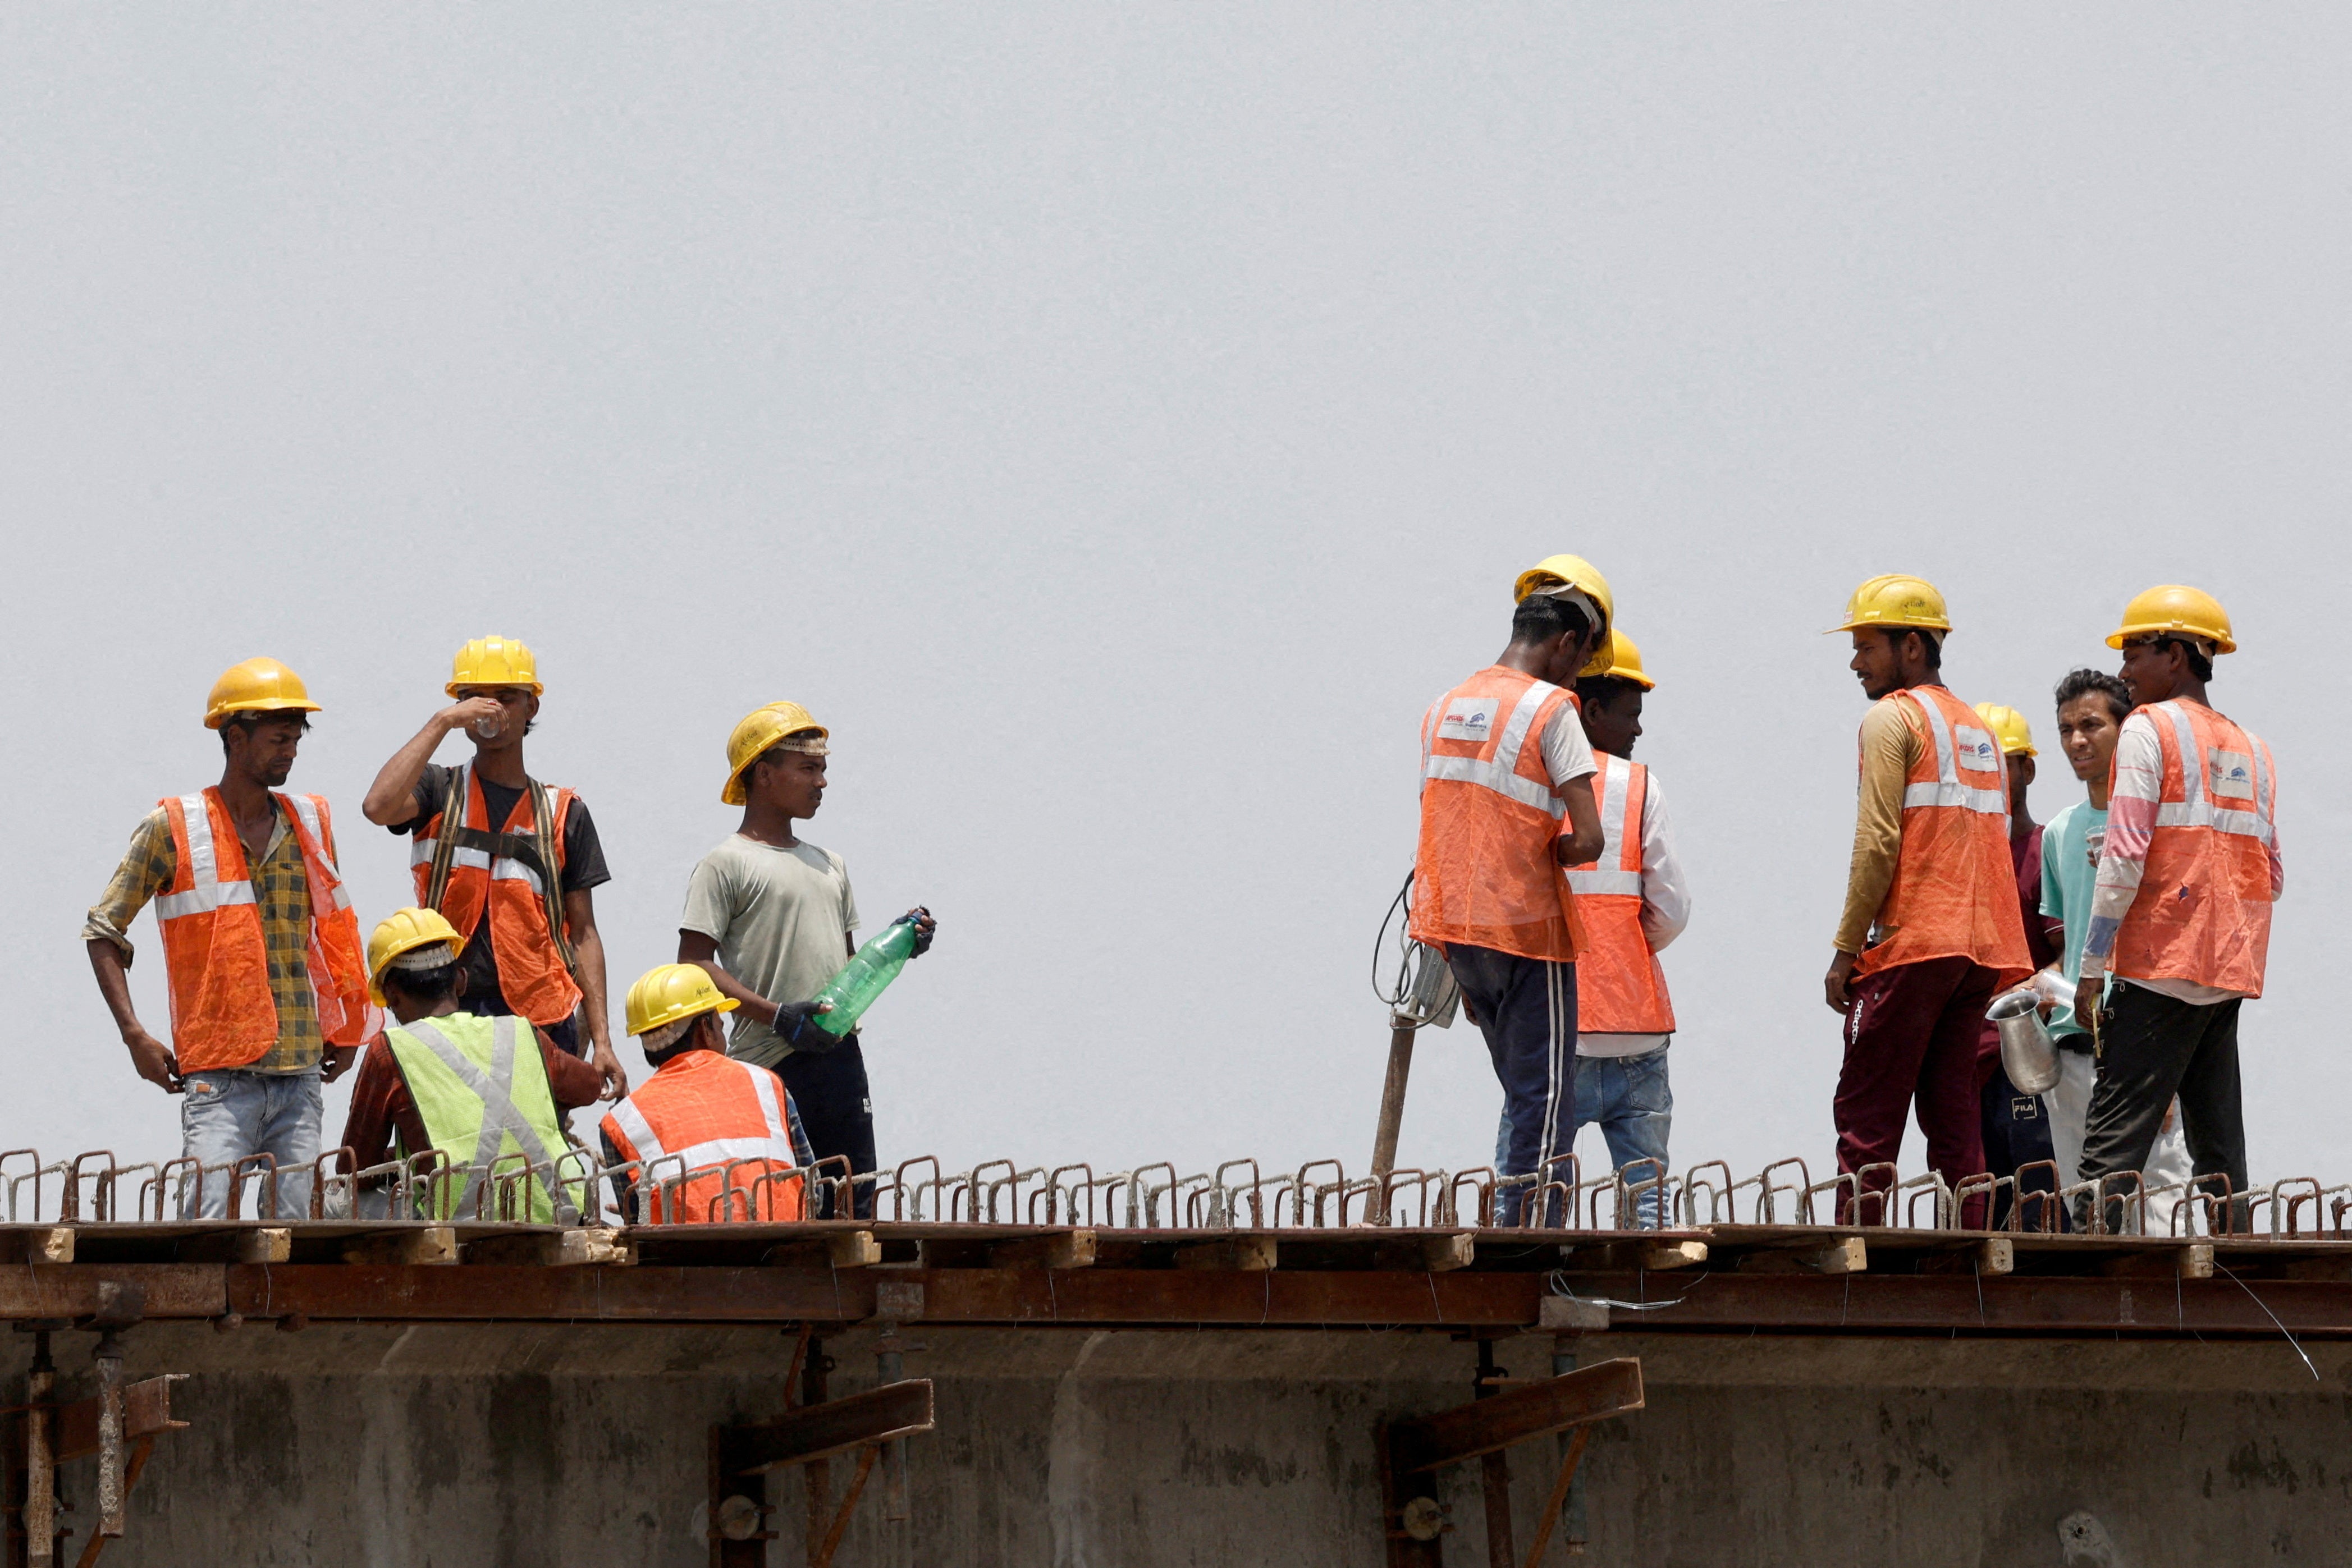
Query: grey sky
6 8 2344 1196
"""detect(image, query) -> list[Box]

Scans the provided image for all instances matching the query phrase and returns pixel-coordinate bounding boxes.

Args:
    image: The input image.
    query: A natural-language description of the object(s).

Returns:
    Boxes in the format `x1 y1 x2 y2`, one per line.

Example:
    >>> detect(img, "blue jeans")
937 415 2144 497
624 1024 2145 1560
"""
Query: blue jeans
1495 1047 1674 1227
179 1069 323 1219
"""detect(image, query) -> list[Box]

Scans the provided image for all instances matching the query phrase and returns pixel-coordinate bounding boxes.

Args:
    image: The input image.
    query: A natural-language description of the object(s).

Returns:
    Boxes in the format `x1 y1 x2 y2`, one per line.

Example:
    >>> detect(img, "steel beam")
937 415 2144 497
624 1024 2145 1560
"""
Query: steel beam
1390 1361 1644 1474
53 1376 187 1463
21 1262 2320 1337
721 1380 936 1475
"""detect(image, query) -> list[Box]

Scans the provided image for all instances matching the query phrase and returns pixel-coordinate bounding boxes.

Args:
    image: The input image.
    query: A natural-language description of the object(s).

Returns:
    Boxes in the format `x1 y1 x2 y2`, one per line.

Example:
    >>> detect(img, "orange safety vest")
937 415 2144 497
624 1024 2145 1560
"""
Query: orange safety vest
600 1050 806 1223
155 788 377 1071
1563 754 1674 1034
2112 700 2277 997
1411 666 1587 962
410 768 583 1028
1852 686 2031 987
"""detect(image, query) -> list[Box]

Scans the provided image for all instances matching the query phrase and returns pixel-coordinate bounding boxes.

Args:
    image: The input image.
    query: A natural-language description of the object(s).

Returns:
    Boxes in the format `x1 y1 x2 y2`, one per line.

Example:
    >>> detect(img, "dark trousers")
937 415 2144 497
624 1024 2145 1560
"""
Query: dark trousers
2080 983 2247 1228
774 1039 877 1220
1979 1057 2063 1231
1445 944 1577 1225
1835 956 2000 1223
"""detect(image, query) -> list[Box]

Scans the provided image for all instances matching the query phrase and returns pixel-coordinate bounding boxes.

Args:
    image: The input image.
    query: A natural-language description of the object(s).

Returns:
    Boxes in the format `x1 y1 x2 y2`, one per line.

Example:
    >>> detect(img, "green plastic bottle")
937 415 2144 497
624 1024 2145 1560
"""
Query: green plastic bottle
809 914 923 1037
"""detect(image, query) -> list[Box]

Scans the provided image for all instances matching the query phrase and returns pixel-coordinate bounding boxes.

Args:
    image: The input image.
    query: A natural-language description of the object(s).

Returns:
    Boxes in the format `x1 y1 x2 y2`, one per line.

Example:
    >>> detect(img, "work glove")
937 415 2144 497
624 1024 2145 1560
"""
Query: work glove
902 906 937 958
772 1000 845 1055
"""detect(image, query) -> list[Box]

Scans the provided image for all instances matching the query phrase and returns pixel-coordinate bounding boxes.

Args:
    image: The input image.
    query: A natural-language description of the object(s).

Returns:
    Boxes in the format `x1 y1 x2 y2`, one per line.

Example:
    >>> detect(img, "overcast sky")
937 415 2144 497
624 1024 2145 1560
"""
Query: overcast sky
4 7 2345 1207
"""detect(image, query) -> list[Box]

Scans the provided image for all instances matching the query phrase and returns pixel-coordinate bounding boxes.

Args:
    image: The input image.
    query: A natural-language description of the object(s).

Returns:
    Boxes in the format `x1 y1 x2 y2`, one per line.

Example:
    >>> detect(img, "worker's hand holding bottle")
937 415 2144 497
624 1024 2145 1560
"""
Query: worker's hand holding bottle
122 1024 181 1093
905 906 936 956
772 1000 841 1053
440 695 507 741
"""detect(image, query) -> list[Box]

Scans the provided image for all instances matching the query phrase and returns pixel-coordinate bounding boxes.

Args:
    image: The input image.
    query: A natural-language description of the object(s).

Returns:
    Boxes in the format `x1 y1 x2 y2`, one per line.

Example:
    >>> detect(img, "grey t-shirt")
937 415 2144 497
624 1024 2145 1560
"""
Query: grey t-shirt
680 835 858 1069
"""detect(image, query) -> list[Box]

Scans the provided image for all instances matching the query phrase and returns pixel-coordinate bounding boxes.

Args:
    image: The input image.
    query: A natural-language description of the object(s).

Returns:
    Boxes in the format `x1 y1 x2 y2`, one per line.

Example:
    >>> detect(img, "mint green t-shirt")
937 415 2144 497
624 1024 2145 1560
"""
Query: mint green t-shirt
2038 799 2107 1039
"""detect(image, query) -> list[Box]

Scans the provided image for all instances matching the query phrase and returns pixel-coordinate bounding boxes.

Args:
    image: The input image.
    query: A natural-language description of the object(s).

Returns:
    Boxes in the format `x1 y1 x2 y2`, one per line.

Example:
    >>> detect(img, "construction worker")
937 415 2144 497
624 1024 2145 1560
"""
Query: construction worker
362 636 625 1101
1824 577 2030 1223
1971 703 2063 1226
2037 669 2192 1228
677 703 935 1220
2074 588 2281 1230
340 908 606 1220
599 963 817 1224
1414 555 1609 1224
84 659 376 1219
1557 631 1689 1227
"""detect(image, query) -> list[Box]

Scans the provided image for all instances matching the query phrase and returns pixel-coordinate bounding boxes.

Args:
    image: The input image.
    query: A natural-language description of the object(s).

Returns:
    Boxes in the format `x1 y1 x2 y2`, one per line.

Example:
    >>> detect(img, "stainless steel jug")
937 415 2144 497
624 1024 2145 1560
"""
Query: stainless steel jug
1984 988 2061 1095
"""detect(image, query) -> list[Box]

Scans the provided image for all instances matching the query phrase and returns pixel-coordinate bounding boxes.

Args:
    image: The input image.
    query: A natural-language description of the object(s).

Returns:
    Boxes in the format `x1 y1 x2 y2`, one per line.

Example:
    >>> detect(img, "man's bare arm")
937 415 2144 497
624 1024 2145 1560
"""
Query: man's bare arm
678 929 780 1026
565 887 625 1100
362 700 504 826
86 938 179 1092
1550 779 1605 868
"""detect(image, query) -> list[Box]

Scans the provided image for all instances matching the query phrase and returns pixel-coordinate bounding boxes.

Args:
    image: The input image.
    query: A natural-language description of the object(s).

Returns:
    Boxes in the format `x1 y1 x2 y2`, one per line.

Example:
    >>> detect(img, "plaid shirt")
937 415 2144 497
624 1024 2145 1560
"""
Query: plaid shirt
83 799 328 1074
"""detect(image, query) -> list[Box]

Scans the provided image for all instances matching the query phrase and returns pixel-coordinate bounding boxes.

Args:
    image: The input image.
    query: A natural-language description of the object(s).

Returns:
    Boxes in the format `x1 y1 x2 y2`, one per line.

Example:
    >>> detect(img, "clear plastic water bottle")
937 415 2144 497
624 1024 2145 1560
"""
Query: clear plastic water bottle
809 914 924 1037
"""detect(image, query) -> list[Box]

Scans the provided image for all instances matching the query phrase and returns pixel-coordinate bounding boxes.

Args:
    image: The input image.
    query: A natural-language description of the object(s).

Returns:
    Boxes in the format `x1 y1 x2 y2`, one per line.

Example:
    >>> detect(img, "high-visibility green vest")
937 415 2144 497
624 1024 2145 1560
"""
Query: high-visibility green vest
385 1012 571 1222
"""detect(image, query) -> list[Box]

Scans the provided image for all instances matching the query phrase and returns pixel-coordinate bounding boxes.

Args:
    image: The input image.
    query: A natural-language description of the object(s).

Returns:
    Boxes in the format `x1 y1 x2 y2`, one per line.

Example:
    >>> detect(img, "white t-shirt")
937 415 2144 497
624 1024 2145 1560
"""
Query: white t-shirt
680 835 859 1069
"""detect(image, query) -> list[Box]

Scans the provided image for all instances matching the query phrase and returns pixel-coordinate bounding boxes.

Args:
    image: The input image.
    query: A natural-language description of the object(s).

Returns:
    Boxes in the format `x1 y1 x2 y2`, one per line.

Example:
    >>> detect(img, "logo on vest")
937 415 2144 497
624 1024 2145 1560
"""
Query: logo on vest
1438 698 1500 744
2206 748 2254 800
1953 726 1999 772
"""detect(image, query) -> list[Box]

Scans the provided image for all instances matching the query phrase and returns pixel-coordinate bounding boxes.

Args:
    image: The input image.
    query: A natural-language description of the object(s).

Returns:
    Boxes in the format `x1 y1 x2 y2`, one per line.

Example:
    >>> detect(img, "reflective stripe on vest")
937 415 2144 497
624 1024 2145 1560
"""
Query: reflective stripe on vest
1562 756 1675 1034
153 794 259 919
393 1015 570 1221
2149 703 2276 845
406 836 552 895
1563 757 1643 897
1901 697 2009 816
2113 701 2278 996
154 789 378 1068
1421 680 1572 819
600 1052 802 1223
410 769 581 1025
1850 687 2031 985
605 1061 793 1172
1410 667 1586 963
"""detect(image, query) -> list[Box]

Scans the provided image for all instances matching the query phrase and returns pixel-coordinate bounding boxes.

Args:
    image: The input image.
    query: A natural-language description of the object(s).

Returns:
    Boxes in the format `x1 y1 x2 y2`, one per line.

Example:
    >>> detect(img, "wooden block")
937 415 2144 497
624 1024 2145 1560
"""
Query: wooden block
2102 1243 2212 1280
1918 1239 2013 1277
465 1228 625 1267
827 1230 882 1269
1538 1296 1610 1333
1174 1236 1278 1272
987 1231 1098 1270
0 1227 76 1264
1640 1240 1708 1272
186 1227 290 1264
1421 1233 1476 1273
1737 1236 1866 1275
341 1226 457 1266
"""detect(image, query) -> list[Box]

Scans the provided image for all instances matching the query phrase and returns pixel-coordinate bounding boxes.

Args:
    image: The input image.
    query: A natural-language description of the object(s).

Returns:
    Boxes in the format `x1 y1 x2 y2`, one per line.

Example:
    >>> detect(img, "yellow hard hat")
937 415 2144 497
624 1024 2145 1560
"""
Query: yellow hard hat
625 962 738 1038
446 636 543 696
366 906 465 1004
204 658 322 731
1512 555 1616 677
1973 703 2035 758
1512 554 1616 623
1828 574 1951 635
1586 629 1655 690
721 701 829 806
2104 585 2236 655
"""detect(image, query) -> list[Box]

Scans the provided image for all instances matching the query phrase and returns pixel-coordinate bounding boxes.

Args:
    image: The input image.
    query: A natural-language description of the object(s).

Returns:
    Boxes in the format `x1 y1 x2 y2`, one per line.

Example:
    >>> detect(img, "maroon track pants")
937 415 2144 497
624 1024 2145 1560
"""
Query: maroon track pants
1834 955 2002 1223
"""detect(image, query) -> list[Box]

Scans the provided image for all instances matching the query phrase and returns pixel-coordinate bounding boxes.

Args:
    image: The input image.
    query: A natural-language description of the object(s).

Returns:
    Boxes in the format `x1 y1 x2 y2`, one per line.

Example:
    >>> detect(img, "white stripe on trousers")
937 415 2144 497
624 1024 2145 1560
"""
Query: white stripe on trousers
1539 961 1569 1182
